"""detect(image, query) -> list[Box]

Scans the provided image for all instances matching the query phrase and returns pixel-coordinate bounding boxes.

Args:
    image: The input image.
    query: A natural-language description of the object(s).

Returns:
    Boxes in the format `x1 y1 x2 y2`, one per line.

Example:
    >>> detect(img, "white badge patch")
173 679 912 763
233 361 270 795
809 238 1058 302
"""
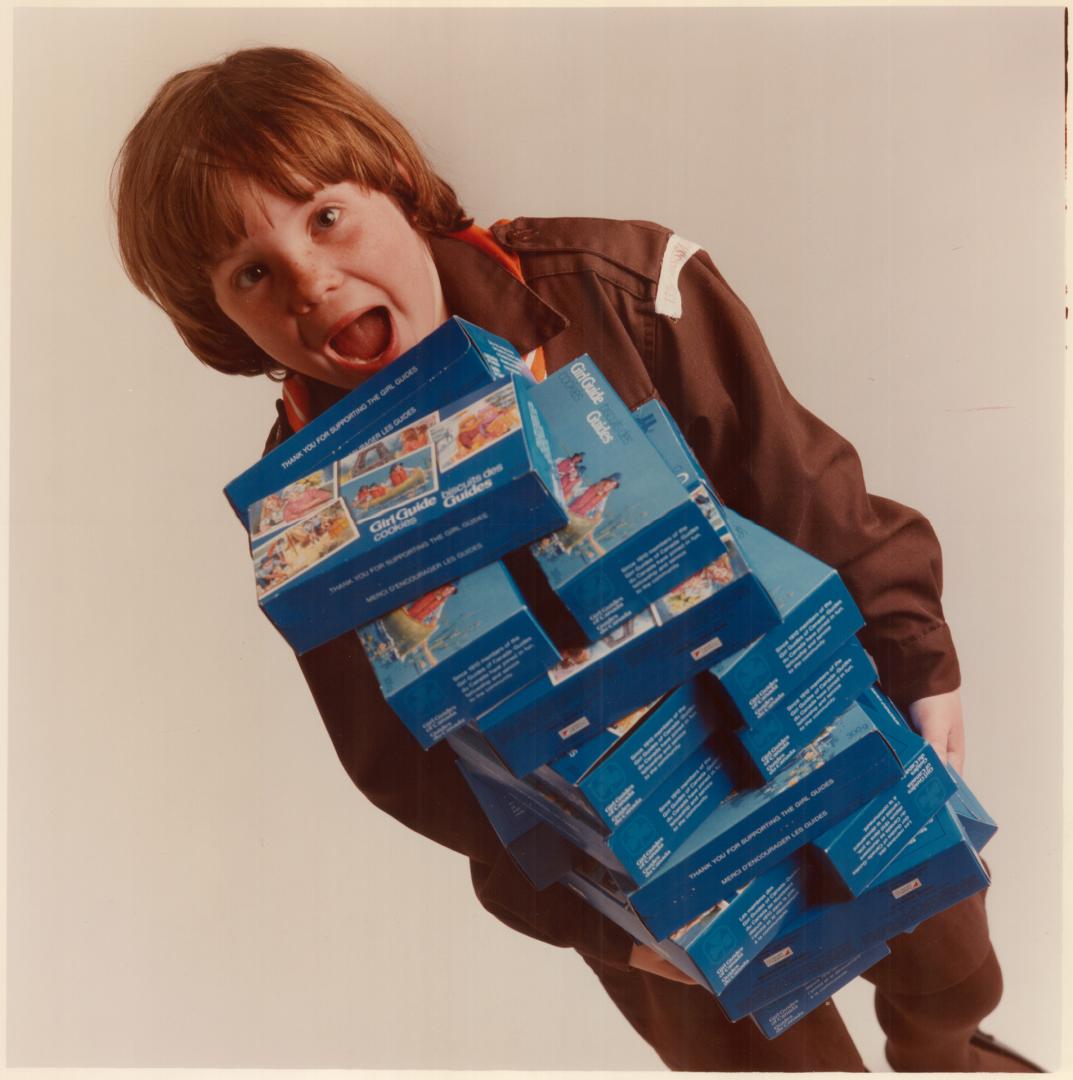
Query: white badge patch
655 234 701 319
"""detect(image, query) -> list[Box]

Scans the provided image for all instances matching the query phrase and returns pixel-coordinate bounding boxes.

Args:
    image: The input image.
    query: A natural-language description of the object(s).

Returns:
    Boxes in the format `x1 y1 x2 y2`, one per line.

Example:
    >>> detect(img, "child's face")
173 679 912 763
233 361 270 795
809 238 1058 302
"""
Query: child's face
211 181 448 389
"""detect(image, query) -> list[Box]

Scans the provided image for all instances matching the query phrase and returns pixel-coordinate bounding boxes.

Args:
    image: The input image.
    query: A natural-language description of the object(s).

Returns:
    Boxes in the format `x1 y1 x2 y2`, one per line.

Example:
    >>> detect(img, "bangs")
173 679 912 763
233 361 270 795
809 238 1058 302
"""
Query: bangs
166 107 397 271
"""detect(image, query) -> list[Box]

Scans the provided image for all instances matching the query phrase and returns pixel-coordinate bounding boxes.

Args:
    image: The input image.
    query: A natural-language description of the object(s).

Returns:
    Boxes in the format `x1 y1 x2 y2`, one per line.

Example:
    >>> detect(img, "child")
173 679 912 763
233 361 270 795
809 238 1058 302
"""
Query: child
112 46 1037 1072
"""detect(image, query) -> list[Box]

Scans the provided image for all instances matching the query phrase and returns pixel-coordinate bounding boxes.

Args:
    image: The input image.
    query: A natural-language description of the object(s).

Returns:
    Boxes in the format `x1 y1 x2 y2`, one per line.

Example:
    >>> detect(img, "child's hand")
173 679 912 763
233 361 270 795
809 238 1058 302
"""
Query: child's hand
907 689 966 775
628 943 699 986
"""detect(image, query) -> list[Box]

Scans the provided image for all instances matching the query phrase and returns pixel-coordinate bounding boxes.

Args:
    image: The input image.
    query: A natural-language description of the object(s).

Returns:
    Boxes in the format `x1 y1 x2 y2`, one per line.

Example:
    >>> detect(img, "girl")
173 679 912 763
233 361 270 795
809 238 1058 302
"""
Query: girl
112 45 1032 1072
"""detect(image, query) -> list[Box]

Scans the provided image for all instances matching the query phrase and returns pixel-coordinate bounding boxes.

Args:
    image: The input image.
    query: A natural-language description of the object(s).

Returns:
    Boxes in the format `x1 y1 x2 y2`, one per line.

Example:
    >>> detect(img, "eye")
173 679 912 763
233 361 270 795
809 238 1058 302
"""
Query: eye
234 263 268 290
314 206 341 230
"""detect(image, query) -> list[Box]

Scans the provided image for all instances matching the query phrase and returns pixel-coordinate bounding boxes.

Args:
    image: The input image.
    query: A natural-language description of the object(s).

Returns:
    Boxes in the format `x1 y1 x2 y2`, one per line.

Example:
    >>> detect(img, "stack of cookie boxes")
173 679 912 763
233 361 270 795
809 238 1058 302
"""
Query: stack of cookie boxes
227 320 994 1038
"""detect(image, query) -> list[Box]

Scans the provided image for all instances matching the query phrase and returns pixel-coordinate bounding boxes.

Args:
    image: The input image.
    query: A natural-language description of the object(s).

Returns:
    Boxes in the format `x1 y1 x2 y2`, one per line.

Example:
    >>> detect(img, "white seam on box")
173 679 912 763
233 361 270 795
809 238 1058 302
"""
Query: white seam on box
655 234 701 319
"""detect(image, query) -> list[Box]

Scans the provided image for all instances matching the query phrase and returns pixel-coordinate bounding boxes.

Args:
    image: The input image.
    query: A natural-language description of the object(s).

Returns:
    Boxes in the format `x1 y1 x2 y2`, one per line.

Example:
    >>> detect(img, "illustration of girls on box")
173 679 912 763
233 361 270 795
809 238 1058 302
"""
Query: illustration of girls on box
557 452 587 501
535 460 622 561
657 554 736 617
363 581 460 669
247 467 337 541
252 498 359 598
338 414 439 524
340 419 432 482
431 384 522 471
652 529 744 623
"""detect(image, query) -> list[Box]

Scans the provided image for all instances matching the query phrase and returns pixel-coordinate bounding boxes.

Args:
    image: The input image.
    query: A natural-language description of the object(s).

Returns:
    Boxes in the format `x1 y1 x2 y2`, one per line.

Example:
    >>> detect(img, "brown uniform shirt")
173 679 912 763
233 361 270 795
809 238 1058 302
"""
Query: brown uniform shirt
267 217 961 969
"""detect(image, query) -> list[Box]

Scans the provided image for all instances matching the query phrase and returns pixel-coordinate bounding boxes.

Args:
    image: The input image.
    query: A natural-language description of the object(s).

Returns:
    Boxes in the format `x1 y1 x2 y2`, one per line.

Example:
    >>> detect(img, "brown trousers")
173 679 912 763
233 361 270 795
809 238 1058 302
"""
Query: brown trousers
584 890 1000 1071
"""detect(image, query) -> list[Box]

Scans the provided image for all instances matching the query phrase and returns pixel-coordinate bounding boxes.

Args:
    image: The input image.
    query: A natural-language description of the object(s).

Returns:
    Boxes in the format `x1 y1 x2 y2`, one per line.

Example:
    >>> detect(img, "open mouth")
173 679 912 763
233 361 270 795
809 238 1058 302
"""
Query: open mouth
328 306 396 370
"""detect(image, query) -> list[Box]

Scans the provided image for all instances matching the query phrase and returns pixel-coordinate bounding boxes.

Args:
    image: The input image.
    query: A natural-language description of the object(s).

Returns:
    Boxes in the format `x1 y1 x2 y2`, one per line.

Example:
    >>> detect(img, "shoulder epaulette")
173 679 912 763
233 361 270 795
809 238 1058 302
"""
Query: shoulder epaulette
492 217 673 285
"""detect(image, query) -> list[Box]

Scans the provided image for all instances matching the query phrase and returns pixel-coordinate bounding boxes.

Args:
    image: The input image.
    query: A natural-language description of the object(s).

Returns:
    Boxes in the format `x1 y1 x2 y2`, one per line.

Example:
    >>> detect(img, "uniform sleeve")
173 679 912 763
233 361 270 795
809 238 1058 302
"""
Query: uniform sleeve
648 250 960 709
470 855 637 971
294 615 638 968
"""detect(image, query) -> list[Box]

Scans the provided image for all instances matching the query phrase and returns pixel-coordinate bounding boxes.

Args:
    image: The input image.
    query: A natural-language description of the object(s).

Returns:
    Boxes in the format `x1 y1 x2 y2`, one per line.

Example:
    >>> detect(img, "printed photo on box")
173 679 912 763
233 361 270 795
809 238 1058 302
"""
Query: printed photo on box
534 460 626 563
337 414 436 483
556 451 587 501
252 498 359 598
359 581 459 672
652 536 747 624
431 383 523 471
340 444 437 524
655 554 736 617
690 484 727 533
246 467 337 542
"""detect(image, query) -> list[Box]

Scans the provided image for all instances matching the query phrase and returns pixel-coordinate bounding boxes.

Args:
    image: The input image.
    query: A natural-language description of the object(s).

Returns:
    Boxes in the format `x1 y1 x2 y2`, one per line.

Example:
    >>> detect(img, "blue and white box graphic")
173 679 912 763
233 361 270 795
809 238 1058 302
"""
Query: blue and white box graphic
623 702 904 941
358 561 560 748
670 727 997 1005
947 765 998 852
717 805 990 1019
475 516 779 777
536 679 727 832
809 687 958 896
670 859 810 996
709 512 865 730
530 698 664 827
248 374 568 653
750 943 890 1039
529 358 728 640
631 398 708 493
227 317 531 522
736 639 877 781
448 725 629 876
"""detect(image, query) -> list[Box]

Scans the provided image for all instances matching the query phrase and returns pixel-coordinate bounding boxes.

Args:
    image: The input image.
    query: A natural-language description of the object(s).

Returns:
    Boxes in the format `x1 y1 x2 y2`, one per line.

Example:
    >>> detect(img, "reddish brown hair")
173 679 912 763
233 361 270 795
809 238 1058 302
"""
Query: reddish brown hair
112 47 471 378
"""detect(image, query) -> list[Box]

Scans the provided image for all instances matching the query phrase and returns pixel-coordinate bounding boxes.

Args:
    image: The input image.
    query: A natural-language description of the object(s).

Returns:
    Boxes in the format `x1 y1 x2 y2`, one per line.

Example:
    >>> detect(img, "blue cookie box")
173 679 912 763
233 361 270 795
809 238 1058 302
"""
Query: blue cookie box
447 725 629 877
673 749 993 1001
624 703 904 940
454 758 577 891
254 374 567 653
358 561 560 748
226 317 530 521
736 639 877 780
708 511 865 730
529 357 728 641
749 943 890 1039
630 398 709 492
810 687 958 895
540 679 725 833
718 805 991 1019
475 524 779 778
946 764 998 852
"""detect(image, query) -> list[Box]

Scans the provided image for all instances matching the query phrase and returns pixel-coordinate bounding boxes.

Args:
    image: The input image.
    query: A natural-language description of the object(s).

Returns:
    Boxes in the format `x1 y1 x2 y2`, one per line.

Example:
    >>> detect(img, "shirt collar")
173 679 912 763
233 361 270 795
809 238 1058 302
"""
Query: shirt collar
428 232 568 355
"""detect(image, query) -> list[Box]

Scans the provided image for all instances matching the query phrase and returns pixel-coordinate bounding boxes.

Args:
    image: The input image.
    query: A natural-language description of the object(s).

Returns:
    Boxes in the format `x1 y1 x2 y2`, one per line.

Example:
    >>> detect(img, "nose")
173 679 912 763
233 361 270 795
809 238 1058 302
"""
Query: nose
285 252 337 314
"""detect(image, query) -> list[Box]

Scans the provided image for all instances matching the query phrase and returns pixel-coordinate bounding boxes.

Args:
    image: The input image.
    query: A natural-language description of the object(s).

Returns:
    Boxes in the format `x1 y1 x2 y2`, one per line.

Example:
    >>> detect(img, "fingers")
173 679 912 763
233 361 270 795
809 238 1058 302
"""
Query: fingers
907 689 966 776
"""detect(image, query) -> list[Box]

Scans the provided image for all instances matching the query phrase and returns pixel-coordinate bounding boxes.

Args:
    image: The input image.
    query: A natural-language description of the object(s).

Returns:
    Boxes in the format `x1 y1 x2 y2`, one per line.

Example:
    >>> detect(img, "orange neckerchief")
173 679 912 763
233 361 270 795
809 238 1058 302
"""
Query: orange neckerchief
280 221 545 433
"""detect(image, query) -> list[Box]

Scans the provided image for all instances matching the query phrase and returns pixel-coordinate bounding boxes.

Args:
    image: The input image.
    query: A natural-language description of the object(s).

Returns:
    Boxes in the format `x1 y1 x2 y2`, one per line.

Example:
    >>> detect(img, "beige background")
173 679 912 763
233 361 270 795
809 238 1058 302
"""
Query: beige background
8 6 1064 1071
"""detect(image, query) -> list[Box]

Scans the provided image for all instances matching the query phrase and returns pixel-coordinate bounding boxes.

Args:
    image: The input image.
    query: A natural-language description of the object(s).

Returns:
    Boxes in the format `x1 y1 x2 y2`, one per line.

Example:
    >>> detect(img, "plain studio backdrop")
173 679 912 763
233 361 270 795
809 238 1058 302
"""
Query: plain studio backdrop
8 6 1064 1072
